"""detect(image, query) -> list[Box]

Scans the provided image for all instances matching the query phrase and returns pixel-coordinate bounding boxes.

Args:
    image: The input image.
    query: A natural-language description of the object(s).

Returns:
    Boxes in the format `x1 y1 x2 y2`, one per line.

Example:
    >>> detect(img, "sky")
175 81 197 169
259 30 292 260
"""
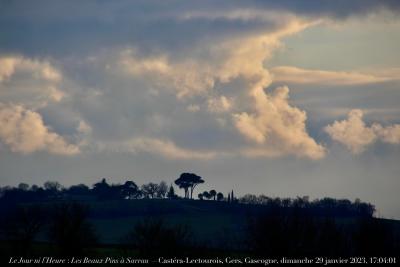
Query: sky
0 0 400 218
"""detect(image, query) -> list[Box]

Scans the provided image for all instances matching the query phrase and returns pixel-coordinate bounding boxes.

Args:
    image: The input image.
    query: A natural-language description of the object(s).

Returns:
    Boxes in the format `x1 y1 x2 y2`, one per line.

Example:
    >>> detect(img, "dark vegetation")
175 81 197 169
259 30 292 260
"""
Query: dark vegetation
123 218 193 257
0 173 399 261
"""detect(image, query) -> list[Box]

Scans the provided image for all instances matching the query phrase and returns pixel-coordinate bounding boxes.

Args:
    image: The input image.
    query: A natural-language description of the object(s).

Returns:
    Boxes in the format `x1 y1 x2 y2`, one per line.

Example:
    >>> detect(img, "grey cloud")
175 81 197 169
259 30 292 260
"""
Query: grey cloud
1 0 399 57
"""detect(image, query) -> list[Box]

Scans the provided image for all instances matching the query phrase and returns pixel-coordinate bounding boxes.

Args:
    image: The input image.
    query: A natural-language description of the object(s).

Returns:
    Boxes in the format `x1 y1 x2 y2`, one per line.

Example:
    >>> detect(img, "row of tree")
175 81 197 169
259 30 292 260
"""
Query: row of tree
0 174 375 218
0 179 178 203
0 172 208 203
239 194 375 217
92 179 177 200
0 172 219 203
198 190 223 201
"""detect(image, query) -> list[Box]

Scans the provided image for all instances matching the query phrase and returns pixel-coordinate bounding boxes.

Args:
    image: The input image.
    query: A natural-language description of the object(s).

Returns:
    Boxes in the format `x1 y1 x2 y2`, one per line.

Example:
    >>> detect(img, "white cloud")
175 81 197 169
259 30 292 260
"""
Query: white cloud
0 56 74 156
271 66 398 85
117 18 315 100
131 138 216 160
77 120 92 135
325 109 400 153
324 109 376 153
372 124 400 144
0 12 328 160
97 137 215 160
118 49 215 99
88 17 325 160
0 56 61 82
0 56 64 108
0 103 80 155
0 57 17 82
234 86 326 160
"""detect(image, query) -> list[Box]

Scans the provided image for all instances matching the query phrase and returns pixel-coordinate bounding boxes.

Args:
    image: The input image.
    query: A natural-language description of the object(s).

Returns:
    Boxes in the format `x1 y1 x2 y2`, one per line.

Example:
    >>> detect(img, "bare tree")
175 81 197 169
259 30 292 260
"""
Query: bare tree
2 205 45 255
141 183 159 198
124 218 192 257
48 203 97 256
156 181 168 198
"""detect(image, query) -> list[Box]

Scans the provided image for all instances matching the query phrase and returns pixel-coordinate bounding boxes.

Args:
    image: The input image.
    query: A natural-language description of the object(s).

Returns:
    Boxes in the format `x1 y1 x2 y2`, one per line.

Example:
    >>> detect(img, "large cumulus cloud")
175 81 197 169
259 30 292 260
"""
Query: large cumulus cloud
89 17 325 159
0 103 79 155
0 56 64 108
234 86 325 159
0 55 81 155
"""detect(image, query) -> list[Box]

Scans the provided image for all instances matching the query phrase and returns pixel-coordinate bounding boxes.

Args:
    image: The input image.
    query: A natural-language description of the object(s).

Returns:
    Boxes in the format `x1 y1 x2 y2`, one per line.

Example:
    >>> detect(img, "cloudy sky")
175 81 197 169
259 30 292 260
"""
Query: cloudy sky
1 0 400 218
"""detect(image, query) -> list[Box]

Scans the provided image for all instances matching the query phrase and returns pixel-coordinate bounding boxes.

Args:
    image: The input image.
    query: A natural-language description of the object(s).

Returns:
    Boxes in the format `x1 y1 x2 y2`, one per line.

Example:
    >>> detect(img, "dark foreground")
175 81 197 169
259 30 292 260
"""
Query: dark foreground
1 199 399 265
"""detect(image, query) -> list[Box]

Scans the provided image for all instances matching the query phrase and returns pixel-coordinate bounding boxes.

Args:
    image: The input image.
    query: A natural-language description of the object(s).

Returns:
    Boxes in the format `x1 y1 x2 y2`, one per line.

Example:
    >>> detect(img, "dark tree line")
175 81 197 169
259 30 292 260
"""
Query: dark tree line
0 179 178 204
198 190 224 201
0 176 376 219
0 172 209 204
239 194 375 218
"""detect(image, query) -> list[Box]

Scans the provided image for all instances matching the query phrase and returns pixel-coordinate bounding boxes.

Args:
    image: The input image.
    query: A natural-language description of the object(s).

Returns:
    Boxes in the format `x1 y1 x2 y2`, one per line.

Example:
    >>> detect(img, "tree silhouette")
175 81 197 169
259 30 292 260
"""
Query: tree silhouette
92 178 111 200
167 184 176 199
2 205 45 256
198 193 203 200
202 191 211 200
209 190 216 200
174 173 204 199
156 181 168 198
48 203 97 256
30 185 39 192
124 218 192 258
67 184 90 196
92 179 122 200
121 181 140 199
44 181 62 192
217 192 224 201
44 181 62 198
141 183 159 198
18 183 29 191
